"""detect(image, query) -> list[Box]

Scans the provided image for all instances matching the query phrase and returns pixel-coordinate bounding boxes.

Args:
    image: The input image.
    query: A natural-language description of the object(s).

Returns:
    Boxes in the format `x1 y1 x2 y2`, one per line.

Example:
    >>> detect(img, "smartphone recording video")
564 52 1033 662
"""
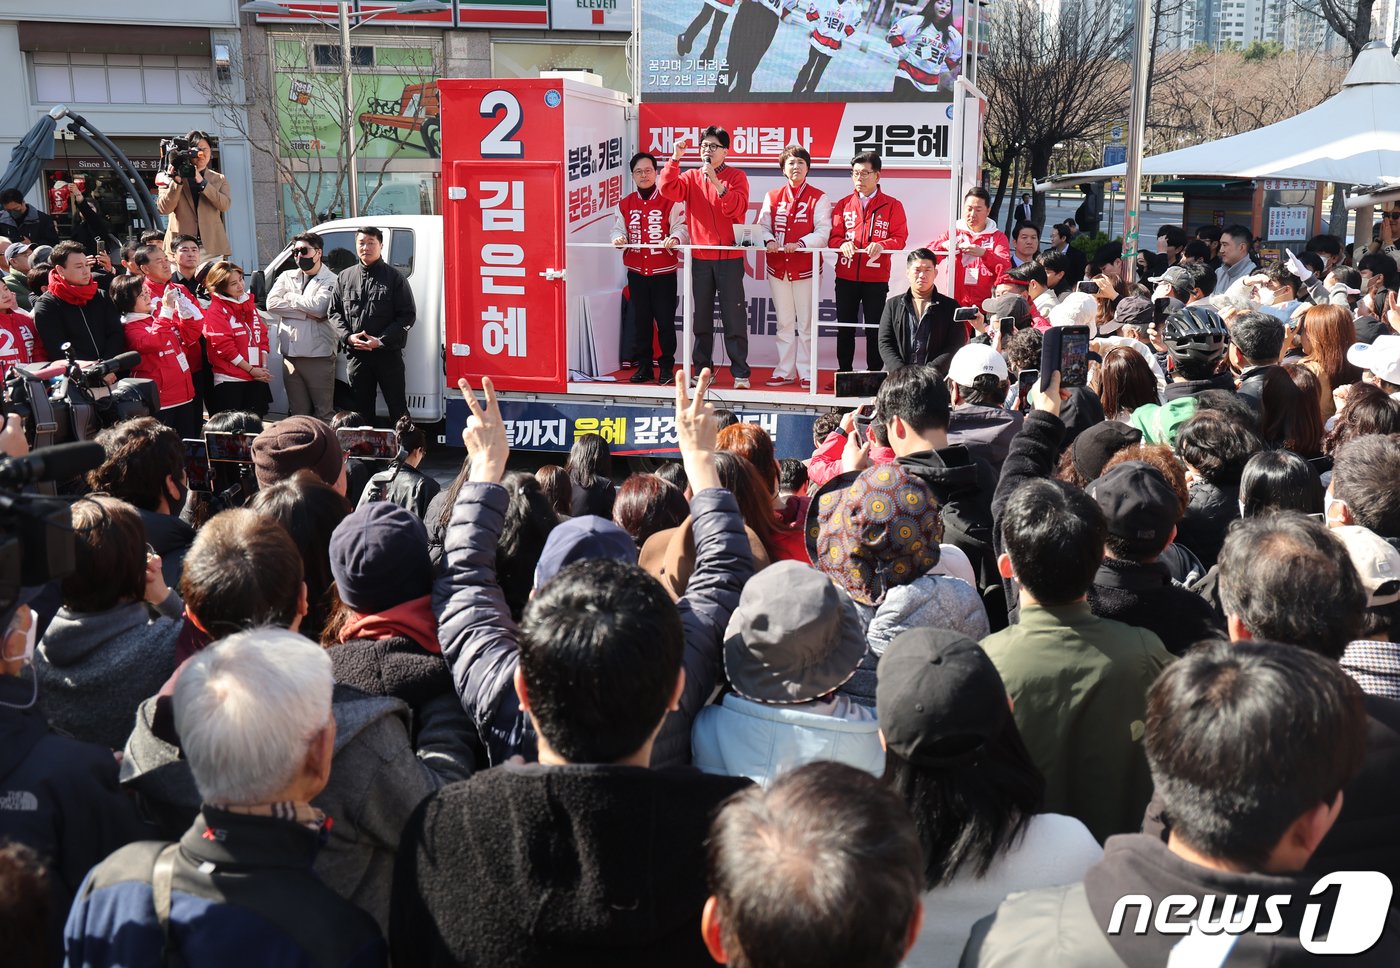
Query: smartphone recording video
834 370 887 398
336 427 399 460
183 439 213 493
204 431 258 464
1039 326 1092 390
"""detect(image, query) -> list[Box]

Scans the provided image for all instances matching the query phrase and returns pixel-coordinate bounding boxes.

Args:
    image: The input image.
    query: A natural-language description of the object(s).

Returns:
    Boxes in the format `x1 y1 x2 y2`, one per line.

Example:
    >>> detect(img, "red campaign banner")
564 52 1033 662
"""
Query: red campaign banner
638 101 953 167
440 80 568 393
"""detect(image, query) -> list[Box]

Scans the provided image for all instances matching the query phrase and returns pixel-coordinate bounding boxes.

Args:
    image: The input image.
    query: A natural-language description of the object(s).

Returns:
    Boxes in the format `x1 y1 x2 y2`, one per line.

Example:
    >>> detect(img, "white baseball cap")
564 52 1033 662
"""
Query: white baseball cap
1048 291 1097 329
947 343 1009 387
1333 525 1400 607
1347 335 1400 386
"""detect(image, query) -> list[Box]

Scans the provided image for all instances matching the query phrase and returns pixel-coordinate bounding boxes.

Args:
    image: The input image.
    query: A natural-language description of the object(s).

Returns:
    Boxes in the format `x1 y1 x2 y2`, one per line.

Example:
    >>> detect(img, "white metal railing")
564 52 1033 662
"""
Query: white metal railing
572 241 928 398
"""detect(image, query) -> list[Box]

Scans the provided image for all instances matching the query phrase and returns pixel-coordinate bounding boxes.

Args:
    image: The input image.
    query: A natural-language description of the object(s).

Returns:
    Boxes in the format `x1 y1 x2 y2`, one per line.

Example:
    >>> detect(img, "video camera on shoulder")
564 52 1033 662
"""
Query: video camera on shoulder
3 345 155 459
0 440 108 610
161 136 199 181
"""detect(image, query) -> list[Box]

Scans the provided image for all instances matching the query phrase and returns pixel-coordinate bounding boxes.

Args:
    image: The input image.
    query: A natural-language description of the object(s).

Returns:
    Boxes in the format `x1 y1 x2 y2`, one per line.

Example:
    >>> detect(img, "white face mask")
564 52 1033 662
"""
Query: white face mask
1255 287 1276 307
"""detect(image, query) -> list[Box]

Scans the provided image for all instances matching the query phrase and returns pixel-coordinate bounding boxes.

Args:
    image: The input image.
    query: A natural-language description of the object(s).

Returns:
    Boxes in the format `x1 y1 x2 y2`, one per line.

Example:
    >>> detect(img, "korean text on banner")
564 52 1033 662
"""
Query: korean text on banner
643 0 964 102
440 80 568 393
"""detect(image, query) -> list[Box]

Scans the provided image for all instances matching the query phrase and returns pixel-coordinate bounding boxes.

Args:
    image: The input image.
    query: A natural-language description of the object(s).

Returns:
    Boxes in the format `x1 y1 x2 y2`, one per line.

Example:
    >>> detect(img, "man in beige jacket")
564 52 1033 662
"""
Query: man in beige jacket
156 131 232 259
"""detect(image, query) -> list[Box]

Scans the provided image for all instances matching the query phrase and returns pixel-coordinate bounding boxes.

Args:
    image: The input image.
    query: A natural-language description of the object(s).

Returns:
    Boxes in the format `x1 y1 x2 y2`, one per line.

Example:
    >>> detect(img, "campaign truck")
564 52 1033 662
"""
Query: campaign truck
256 74 986 462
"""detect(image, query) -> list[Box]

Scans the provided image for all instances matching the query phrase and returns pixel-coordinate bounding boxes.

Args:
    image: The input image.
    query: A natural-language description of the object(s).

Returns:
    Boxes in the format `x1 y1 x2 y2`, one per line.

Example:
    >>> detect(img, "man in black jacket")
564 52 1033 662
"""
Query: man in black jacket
1085 461 1225 655
431 370 753 769
1230 310 1285 414
878 248 962 374
395 371 751 967
328 226 415 423
31 241 125 363
0 188 60 246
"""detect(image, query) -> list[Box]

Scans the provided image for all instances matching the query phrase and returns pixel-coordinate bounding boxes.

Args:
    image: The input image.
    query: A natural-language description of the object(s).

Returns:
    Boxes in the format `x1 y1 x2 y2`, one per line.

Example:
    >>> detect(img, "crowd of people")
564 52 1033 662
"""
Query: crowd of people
3 223 415 431
7 154 1400 965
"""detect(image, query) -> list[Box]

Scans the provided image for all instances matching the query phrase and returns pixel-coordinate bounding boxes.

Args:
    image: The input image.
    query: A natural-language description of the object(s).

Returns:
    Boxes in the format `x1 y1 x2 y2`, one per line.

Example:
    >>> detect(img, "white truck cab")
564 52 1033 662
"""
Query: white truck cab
253 214 446 425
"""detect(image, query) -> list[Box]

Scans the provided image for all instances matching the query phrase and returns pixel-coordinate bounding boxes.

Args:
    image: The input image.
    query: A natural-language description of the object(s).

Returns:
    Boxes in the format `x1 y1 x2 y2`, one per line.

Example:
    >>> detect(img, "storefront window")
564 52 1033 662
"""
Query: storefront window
42 137 220 248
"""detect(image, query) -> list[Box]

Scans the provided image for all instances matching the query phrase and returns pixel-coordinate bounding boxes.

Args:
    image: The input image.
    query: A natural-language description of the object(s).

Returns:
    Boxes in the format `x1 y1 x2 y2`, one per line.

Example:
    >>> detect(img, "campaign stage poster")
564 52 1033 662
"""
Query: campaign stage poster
642 0 968 102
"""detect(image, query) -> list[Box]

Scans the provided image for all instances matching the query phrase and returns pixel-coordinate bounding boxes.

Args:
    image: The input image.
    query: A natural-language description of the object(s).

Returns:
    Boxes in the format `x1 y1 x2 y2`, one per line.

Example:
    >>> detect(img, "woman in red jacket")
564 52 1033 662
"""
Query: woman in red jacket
110 275 200 437
202 261 271 417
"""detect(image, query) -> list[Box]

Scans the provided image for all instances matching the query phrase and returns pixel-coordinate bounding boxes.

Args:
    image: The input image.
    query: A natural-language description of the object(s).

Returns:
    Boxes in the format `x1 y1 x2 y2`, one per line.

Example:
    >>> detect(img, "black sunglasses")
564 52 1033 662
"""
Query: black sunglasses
292 247 315 255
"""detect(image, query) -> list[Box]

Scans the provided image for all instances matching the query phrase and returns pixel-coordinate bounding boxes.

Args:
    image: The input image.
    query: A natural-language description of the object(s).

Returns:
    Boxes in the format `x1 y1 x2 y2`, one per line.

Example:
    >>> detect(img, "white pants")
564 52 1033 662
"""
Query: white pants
769 275 814 379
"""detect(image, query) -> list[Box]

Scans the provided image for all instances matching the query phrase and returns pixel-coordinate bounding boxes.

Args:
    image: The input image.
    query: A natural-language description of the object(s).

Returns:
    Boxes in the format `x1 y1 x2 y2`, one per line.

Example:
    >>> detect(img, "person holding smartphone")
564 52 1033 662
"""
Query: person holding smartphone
928 186 1010 311
877 248 962 373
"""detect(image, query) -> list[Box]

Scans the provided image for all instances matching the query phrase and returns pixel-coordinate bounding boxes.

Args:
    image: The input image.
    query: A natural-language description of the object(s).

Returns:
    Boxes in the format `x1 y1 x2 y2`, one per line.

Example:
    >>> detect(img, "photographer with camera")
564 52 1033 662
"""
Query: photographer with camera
155 131 231 260
31 241 125 366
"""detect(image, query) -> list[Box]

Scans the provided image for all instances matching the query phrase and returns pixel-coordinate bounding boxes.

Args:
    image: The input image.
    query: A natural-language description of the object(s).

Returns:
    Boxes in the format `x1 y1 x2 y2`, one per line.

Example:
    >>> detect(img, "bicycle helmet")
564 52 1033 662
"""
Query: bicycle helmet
1162 304 1229 373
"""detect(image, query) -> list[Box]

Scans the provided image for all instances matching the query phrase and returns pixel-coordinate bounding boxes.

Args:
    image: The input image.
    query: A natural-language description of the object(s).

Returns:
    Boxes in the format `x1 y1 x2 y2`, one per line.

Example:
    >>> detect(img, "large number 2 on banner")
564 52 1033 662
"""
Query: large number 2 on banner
479 90 524 158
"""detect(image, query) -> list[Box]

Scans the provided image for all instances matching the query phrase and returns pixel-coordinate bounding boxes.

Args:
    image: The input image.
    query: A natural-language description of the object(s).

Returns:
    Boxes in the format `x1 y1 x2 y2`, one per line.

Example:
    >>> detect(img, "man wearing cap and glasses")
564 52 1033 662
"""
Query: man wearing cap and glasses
267 233 338 422
4 241 33 309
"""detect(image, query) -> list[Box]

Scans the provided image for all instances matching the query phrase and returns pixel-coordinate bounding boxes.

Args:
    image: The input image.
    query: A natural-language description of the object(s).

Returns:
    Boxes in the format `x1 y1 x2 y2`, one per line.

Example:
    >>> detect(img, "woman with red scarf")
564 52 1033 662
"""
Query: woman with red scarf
31 240 125 364
758 145 832 388
202 261 271 417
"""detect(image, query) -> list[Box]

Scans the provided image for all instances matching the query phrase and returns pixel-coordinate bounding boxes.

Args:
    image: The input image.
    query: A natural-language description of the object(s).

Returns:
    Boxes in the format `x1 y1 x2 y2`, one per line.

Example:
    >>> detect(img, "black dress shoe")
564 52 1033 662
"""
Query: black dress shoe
629 369 655 384
658 372 675 386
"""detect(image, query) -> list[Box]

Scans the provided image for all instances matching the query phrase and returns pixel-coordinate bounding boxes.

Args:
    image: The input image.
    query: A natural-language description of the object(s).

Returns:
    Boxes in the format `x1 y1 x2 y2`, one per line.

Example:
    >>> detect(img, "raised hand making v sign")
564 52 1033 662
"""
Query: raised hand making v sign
675 367 721 492
460 376 509 485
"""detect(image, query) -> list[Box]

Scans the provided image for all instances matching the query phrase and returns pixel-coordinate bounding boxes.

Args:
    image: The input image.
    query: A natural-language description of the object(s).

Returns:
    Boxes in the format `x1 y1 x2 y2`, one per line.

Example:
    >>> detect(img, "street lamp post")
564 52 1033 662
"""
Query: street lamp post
239 0 441 218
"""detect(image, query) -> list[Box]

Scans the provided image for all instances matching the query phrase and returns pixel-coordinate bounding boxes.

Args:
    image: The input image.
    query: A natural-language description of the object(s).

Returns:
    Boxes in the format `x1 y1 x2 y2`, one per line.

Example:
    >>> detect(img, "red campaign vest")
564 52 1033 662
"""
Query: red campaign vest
124 314 195 409
766 182 825 281
619 191 682 276
830 191 908 284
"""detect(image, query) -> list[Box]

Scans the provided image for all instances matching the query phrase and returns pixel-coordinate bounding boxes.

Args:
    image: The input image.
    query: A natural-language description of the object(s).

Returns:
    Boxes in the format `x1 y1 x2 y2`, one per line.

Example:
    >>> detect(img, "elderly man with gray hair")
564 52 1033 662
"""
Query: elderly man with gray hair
63 630 388 968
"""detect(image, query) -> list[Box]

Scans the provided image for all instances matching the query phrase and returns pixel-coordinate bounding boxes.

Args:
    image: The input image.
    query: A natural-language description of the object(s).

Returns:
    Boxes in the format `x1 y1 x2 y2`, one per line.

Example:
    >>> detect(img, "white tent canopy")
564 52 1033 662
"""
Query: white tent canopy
1040 41 1400 191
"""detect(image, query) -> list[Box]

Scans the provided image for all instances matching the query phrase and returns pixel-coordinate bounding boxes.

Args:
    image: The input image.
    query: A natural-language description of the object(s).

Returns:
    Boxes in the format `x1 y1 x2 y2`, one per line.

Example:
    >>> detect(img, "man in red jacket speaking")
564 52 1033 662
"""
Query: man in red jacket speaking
659 126 752 389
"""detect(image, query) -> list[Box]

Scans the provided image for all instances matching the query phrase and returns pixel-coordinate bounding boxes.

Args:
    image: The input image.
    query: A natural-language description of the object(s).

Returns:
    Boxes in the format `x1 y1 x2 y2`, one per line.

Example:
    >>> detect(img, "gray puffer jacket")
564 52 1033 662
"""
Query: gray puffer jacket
120 682 443 933
840 574 991 707
36 594 181 751
434 483 753 769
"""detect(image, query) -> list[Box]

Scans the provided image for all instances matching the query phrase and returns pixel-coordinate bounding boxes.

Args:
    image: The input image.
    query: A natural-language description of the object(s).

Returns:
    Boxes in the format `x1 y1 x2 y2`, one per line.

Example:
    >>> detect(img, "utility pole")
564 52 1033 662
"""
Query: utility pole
1121 0 1152 284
